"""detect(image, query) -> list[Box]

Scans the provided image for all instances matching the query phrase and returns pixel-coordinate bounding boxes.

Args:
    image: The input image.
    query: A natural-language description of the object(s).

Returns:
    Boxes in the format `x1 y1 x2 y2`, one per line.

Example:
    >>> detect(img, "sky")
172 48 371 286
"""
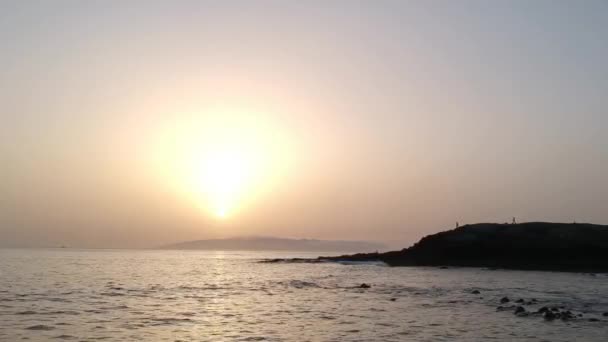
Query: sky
1 0 607 249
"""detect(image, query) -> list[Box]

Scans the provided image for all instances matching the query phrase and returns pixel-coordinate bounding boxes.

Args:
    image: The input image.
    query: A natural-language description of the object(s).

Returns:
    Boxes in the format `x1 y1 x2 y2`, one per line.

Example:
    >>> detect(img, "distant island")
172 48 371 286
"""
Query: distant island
158 236 385 252
269 222 608 273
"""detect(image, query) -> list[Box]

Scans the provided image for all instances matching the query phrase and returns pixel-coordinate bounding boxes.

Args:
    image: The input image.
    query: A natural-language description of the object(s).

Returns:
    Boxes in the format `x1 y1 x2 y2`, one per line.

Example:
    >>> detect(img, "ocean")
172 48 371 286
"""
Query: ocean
1 248 607 341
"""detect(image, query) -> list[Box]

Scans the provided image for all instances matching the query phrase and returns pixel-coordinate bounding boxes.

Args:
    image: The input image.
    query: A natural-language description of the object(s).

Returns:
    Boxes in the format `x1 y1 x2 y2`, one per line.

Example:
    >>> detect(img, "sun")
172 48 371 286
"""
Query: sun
192 147 256 218
153 105 292 219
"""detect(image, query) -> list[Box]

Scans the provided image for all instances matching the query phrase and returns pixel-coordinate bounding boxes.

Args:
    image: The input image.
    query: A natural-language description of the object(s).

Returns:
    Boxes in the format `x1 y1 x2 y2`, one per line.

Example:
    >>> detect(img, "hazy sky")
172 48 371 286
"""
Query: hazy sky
2 0 607 248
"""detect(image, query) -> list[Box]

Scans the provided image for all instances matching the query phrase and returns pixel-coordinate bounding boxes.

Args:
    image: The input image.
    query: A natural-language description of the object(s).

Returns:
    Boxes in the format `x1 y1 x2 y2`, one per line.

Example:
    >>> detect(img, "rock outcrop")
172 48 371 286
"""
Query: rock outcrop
321 222 608 272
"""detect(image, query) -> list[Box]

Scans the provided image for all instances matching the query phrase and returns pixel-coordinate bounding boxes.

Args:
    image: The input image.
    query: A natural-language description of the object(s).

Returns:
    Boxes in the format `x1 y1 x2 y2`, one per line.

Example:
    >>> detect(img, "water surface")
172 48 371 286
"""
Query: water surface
1 249 607 341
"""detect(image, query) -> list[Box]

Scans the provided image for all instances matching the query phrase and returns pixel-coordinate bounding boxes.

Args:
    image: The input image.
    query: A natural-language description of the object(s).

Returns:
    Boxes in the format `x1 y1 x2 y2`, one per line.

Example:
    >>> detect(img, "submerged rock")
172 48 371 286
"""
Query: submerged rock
561 311 574 320
538 306 549 314
544 311 557 320
496 305 515 312
514 306 530 317
359 283 371 289
500 297 510 304
471 290 481 294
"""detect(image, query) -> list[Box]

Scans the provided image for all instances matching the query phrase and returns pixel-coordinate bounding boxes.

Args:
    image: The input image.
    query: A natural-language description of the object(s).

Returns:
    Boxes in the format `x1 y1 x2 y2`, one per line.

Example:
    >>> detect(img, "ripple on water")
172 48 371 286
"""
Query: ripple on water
282 280 322 289
25 325 55 331
148 317 195 326
53 334 76 340
99 305 128 310
16 311 37 315
48 310 80 316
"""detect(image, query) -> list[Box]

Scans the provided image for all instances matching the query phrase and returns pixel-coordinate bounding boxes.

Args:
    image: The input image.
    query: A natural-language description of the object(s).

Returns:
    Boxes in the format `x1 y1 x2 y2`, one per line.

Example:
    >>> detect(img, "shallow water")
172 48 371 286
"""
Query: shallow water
1 249 607 341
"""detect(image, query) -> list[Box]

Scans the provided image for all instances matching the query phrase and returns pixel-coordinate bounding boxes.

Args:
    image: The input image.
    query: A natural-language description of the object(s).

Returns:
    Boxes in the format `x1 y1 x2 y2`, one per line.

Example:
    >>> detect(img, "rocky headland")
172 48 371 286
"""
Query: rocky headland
266 222 608 272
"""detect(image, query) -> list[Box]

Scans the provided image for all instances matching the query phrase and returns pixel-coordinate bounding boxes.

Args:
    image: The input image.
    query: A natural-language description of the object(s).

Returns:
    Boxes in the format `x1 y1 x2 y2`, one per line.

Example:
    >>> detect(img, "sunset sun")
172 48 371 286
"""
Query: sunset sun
192 146 257 218
154 105 292 219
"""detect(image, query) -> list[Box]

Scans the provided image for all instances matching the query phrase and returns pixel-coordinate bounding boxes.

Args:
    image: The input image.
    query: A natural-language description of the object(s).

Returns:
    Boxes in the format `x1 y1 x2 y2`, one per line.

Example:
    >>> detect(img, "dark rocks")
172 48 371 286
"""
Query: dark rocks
498 299 584 323
508 298 537 305
389 298 397 301
500 297 510 304
544 311 557 320
588 318 600 322
538 306 549 314
603 312 608 317
514 306 528 316
471 290 481 294
359 283 371 289
523 298 538 305
561 311 574 320
490 299 584 323
537 306 579 321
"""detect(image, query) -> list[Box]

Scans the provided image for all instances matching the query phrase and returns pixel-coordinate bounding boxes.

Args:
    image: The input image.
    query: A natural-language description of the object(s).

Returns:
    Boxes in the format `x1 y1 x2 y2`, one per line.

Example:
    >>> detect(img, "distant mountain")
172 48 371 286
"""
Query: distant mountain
158 236 385 252
320 222 608 272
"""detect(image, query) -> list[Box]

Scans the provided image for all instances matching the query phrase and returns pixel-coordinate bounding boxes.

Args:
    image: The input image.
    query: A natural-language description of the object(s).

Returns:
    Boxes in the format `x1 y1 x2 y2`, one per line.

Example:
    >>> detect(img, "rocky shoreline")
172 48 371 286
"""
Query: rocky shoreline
263 222 608 273
488 292 608 323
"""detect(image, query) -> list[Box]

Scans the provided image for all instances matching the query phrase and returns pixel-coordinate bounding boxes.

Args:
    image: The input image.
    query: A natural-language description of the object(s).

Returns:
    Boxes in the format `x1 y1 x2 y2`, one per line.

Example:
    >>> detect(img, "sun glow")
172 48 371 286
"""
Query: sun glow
192 146 258 217
154 105 291 219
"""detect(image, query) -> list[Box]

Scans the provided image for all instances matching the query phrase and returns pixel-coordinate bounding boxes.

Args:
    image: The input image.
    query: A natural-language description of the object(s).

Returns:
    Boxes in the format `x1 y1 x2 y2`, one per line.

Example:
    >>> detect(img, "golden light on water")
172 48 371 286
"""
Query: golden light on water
153 104 293 219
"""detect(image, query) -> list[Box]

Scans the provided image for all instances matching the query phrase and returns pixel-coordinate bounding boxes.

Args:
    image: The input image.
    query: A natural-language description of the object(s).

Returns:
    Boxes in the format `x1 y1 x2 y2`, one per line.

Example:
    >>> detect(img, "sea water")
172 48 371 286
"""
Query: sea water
1 249 607 341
